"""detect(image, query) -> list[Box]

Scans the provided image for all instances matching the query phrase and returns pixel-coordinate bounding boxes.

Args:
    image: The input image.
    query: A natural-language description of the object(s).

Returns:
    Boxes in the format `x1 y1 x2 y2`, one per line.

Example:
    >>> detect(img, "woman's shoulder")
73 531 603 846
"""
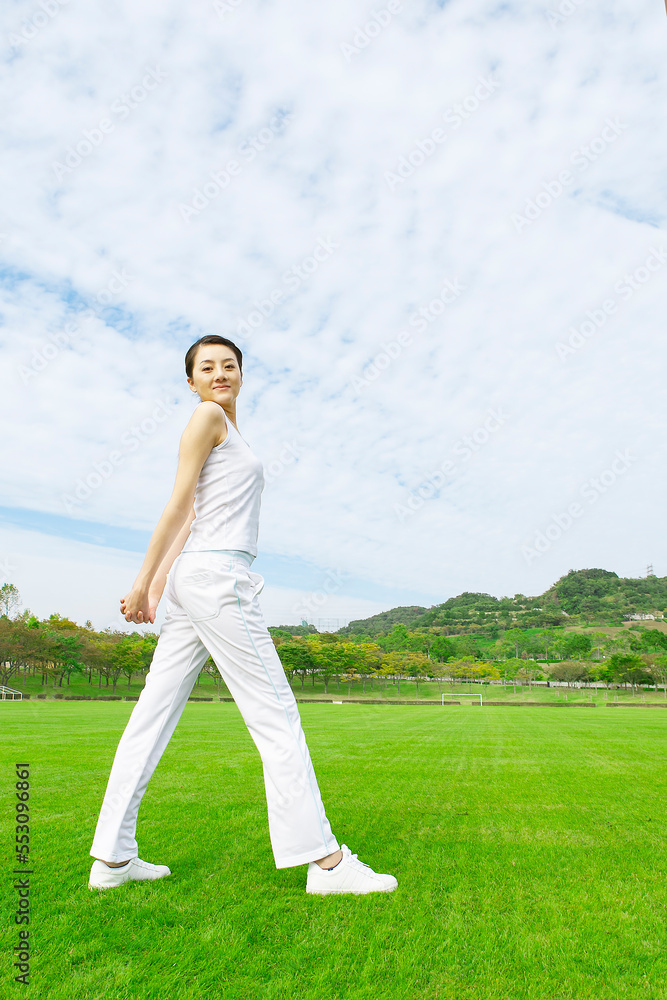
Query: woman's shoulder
185 401 228 439
189 400 227 421
195 399 227 417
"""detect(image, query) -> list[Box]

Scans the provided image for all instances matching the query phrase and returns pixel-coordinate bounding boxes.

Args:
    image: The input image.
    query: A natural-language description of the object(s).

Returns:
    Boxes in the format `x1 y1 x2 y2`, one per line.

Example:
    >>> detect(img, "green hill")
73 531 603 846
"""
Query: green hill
335 605 429 637
545 568 667 618
335 568 667 637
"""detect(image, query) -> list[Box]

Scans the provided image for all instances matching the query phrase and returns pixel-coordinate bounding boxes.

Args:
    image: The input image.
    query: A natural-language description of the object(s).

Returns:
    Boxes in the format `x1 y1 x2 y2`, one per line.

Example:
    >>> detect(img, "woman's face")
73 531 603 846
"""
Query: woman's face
188 344 242 406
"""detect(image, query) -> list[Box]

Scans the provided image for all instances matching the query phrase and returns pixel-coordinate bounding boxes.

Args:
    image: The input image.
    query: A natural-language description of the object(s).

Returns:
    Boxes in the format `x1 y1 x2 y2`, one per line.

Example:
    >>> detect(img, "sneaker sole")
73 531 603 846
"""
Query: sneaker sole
88 878 170 889
306 883 398 895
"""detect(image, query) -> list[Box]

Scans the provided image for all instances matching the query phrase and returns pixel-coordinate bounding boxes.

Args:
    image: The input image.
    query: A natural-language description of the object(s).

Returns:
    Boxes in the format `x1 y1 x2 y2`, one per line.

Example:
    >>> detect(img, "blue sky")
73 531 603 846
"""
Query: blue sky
1 0 666 631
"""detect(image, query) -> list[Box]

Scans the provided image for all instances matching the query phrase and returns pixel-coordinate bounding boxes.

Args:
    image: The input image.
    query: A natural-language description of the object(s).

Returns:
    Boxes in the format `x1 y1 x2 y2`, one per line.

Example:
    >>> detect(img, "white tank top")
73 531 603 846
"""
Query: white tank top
180 405 265 556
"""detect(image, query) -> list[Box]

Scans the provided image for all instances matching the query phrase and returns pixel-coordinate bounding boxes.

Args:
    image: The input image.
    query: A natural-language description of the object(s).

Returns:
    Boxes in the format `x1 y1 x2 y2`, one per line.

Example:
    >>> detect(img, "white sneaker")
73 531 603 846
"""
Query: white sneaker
306 844 398 895
88 857 171 890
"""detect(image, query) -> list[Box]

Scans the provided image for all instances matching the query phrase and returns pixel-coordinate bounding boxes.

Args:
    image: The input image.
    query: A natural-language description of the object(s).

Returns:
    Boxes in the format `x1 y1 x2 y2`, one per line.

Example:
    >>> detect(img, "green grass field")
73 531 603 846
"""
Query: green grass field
1 702 666 999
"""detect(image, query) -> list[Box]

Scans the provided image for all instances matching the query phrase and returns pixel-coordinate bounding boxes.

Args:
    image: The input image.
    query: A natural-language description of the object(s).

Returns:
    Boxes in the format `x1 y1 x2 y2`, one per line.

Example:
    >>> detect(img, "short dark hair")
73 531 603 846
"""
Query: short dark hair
185 336 243 379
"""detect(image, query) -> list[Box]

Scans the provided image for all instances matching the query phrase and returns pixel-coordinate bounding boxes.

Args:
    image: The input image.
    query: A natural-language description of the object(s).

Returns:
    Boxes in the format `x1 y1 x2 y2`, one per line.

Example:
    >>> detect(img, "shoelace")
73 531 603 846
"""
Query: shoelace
346 851 374 872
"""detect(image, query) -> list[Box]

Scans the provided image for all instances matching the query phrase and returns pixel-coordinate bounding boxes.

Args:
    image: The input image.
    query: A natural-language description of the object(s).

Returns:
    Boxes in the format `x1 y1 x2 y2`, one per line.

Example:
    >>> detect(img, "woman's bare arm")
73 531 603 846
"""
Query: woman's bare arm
148 503 196 598
120 402 227 624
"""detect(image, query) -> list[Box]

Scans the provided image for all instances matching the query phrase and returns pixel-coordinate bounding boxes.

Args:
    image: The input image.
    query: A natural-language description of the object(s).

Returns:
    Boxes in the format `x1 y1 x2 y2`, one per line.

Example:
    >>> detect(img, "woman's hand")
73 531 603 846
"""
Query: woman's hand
120 583 157 625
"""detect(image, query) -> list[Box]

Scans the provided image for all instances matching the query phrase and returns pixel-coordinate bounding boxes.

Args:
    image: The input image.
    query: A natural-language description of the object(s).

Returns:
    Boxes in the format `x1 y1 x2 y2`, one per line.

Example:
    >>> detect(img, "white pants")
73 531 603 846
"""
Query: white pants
89 549 340 869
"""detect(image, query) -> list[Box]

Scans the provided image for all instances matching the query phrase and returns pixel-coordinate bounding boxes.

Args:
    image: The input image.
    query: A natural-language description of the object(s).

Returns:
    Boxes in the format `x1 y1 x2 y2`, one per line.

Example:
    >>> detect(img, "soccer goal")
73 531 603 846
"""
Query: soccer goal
442 692 483 706
1 686 23 701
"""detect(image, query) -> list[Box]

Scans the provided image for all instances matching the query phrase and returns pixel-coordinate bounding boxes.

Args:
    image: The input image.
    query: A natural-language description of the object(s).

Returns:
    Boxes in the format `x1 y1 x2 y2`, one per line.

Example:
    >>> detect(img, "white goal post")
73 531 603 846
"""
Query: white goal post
1 686 23 701
442 692 483 706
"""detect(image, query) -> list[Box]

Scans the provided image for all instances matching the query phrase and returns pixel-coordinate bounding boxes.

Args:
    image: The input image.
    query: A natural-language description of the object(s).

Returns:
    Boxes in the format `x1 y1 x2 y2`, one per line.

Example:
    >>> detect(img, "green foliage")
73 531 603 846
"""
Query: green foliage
608 653 652 689
548 568 667 618
112 635 149 690
0 609 159 691
0 581 21 618
374 624 438 656
268 624 319 638
333 568 667 641
549 660 591 684
638 629 667 652
429 635 456 662
45 611 81 631
558 632 593 658
336 605 428 637
447 658 500 681
276 637 318 687
498 658 525 679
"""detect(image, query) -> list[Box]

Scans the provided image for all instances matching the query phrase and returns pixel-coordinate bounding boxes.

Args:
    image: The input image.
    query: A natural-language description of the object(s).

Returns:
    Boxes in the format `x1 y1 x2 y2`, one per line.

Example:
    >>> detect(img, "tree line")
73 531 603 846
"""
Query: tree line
270 629 667 697
2 579 666 698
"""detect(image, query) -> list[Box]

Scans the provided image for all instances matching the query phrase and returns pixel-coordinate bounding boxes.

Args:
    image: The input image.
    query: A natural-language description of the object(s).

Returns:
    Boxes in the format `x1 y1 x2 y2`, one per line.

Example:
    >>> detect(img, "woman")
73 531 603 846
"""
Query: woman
88 335 397 895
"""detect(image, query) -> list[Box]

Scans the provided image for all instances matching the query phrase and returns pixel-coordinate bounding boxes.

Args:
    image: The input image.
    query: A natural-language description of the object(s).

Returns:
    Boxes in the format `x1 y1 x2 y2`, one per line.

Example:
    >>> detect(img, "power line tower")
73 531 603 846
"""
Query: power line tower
646 563 655 577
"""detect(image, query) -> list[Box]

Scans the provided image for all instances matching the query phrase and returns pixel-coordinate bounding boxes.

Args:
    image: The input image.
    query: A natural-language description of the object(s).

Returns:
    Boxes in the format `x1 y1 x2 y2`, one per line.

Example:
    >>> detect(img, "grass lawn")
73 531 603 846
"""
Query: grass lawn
1 702 666 999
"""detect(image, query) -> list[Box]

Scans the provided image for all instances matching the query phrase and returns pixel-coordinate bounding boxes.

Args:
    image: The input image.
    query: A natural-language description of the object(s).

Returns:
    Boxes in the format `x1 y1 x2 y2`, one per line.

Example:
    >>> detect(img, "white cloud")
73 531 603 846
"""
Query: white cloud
0 524 393 631
1 0 666 629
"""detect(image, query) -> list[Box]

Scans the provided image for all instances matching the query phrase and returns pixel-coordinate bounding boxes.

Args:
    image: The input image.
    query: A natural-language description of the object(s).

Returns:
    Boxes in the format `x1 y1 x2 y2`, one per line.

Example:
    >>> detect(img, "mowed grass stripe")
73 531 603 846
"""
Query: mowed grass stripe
0 703 665 999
